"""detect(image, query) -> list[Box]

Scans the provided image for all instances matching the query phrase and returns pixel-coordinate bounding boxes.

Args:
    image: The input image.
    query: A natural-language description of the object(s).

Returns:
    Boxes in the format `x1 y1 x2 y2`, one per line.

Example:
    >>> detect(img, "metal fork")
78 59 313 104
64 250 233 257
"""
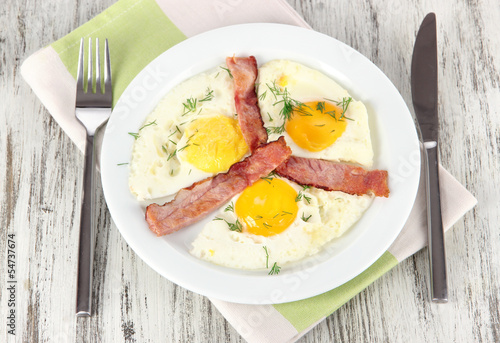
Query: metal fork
75 37 112 317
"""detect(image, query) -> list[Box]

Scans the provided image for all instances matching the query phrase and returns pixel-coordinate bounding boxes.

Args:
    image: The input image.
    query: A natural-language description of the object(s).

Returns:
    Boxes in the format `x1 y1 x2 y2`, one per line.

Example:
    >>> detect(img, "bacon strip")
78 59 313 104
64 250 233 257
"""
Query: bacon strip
226 56 268 152
146 137 291 236
276 156 389 197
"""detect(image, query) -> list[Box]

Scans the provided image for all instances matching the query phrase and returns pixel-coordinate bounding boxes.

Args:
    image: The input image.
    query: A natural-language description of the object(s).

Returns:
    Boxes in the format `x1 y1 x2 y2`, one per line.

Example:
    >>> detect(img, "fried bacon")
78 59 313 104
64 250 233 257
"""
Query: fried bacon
226 56 268 152
276 156 389 197
145 137 291 236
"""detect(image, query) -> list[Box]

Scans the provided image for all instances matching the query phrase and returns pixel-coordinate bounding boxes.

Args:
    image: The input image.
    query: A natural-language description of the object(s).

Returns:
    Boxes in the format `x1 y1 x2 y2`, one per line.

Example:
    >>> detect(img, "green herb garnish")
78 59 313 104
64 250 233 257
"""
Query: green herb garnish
266 81 311 133
199 88 214 102
182 97 197 116
168 125 181 137
177 144 190 153
139 120 157 130
263 246 269 268
166 149 177 161
262 222 272 229
214 217 243 232
260 176 274 184
220 66 233 79
316 101 325 113
128 132 140 140
268 262 281 275
295 191 312 204
324 97 354 120
259 90 267 101
301 213 312 222
224 202 234 213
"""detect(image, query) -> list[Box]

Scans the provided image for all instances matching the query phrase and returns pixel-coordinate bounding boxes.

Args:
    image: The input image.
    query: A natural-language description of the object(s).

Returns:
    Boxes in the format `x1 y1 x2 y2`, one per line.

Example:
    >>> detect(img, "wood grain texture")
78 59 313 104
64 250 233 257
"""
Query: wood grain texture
0 0 498 342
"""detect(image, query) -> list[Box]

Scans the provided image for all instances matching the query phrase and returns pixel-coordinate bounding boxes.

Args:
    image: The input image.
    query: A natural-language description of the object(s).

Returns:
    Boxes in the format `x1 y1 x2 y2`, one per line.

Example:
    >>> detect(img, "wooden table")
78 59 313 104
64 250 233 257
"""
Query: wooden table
1 0 498 342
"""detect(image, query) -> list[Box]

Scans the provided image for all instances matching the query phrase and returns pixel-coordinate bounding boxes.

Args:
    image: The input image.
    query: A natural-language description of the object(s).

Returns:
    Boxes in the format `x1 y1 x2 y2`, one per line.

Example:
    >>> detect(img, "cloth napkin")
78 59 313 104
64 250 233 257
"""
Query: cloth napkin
21 0 477 342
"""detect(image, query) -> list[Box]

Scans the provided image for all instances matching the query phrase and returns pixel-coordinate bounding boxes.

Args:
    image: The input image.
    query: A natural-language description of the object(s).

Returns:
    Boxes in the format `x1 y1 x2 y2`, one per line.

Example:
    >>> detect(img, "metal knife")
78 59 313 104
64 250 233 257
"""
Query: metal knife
411 13 448 303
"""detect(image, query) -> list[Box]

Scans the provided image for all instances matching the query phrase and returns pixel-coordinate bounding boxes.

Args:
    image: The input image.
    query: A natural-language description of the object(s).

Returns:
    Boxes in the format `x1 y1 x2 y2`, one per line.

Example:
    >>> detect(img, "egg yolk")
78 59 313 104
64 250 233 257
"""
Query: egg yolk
181 115 248 173
278 75 289 87
285 101 348 152
235 178 298 237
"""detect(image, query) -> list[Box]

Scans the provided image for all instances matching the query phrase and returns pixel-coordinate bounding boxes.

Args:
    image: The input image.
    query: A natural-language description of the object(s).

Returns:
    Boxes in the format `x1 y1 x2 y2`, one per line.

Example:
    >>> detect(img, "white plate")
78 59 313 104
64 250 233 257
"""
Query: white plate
101 23 420 304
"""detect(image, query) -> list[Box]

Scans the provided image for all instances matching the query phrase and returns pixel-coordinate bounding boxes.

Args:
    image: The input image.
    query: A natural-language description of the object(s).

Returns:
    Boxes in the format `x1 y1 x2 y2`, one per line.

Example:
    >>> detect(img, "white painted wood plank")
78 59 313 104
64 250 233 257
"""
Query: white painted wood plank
0 0 497 342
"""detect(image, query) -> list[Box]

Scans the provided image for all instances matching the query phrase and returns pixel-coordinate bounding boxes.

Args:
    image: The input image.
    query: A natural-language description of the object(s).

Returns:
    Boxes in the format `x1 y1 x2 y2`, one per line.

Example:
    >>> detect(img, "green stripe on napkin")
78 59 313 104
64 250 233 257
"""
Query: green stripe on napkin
51 0 186 105
273 251 398 332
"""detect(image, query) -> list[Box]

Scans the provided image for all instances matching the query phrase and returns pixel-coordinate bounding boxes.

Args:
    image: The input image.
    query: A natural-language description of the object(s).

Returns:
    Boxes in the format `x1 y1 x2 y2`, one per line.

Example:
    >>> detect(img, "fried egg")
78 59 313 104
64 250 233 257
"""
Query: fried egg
257 60 374 167
129 66 248 200
190 176 373 270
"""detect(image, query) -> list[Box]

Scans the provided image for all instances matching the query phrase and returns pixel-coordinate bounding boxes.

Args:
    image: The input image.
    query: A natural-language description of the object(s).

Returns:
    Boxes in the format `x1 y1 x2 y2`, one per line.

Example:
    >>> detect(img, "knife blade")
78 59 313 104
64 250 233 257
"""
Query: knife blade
411 12 448 303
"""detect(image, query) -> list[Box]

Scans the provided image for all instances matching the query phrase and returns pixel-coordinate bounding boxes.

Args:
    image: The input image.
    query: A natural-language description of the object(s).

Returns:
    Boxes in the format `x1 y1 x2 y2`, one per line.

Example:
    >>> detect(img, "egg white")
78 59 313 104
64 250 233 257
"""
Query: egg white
257 60 374 167
190 177 373 270
129 65 238 201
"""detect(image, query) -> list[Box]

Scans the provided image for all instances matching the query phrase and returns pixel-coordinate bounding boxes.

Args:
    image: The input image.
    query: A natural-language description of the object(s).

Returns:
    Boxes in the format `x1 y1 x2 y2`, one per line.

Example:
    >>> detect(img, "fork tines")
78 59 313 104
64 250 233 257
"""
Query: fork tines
76 38 112 108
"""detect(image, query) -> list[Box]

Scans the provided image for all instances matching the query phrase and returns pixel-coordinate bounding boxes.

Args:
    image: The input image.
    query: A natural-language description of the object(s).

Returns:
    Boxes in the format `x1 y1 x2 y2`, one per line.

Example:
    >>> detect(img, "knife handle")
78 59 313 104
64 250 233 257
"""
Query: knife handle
424 142 448 303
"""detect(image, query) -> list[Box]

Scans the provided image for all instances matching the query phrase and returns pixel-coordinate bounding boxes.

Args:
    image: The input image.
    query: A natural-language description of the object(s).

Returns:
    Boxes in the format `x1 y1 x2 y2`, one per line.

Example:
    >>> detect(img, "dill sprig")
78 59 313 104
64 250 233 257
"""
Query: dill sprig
166 149 177 161
177 144 190 153
324 97 354 120
295 191 312 204
316 101 325 113
338 97 353 120
128 132 140 140
139 120 157 130
260 176 274 184
128 120 157 139
220 66 233 79
214 217 243 232
199 88 214 102
266 81 311 133
261 170 280 183
268 262 281 275
266 126 284 135
224 202 234 213
263 246 269 268
259 90 267 101
182 97 197 116
168 125 181 137
186 132 197 144
228 219 243 232
267 170 279 178
301 213 312 222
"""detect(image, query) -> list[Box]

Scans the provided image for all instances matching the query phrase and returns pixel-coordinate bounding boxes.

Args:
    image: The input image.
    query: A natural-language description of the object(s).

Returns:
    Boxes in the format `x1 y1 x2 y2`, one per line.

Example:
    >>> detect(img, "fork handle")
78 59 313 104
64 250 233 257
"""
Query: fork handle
76 134 96 316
